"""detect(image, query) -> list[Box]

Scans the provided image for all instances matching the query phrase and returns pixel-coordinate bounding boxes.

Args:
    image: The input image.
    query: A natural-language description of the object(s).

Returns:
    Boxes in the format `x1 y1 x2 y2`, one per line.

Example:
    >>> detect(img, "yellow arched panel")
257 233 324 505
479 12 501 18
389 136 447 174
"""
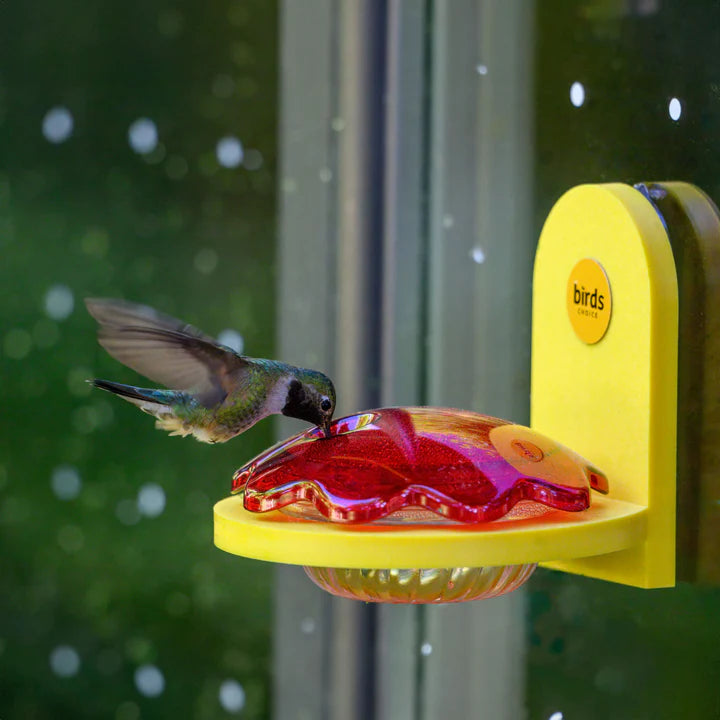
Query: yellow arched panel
532 183 678 588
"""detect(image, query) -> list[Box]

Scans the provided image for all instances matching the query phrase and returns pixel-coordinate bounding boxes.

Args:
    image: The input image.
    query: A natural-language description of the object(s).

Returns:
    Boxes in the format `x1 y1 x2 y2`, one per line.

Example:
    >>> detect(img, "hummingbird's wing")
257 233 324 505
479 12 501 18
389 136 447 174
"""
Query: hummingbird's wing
86 298 253 407
85 298 215 342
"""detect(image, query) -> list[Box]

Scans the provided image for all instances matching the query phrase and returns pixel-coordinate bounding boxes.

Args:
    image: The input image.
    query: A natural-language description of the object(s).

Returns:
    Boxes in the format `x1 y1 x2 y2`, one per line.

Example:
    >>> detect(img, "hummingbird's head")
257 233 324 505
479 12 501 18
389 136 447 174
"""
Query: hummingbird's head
282 369 336 438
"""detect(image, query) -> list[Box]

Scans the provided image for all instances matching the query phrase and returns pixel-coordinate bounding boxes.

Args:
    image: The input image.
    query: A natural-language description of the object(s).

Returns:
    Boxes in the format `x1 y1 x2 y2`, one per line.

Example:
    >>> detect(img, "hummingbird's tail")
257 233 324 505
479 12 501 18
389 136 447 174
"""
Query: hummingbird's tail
91 379 201 438
91 379 180 407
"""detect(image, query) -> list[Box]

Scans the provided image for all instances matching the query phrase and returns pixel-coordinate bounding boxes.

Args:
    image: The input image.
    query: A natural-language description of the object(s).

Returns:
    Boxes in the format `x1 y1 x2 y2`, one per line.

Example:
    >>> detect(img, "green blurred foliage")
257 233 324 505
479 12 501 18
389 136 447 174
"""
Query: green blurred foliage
0 1 278 718
529 2 720 719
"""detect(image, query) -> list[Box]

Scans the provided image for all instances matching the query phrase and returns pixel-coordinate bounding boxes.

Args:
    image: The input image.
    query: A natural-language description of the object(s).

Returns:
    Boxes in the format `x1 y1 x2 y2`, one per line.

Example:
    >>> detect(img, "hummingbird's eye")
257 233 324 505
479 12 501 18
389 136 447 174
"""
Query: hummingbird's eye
320 398 332 412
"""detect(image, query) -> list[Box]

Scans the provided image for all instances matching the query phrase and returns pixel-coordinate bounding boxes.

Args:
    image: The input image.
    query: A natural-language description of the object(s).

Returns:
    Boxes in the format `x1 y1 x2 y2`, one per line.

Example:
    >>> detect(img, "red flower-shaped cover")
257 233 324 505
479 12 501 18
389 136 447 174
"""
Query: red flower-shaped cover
232 407 609 524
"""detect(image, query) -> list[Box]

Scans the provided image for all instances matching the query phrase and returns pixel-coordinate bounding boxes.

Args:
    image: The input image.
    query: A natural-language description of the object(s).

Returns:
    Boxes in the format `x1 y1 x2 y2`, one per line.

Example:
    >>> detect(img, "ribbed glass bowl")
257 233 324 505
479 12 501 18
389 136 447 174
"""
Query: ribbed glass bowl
304 563 537 603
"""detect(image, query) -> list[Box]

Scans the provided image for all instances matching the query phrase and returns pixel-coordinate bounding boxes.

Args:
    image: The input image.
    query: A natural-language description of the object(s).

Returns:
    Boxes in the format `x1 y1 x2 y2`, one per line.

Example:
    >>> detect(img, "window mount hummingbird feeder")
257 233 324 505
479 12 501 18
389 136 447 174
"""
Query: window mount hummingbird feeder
213 182 719 602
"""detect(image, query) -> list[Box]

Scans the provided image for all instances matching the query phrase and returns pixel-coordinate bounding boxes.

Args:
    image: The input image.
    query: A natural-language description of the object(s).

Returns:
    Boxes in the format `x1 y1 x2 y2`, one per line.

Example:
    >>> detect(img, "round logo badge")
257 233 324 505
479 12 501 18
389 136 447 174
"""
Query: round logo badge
566 258 612 344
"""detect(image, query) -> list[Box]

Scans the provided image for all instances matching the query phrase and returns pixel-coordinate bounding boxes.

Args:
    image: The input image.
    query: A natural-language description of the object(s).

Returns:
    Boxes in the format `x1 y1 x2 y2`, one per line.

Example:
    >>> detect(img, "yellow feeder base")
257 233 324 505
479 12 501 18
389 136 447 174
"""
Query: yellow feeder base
214 493 647 570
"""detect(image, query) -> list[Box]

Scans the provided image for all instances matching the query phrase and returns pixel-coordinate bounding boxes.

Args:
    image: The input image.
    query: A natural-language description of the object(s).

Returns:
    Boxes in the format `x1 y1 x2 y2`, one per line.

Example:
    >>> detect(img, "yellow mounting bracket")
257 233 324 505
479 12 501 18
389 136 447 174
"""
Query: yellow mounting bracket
532 183 678 588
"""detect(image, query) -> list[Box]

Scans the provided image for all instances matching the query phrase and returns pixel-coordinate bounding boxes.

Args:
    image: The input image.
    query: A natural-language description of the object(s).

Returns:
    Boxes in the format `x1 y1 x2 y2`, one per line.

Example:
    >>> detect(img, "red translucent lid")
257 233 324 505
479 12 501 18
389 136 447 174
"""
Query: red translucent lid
233 407 608 524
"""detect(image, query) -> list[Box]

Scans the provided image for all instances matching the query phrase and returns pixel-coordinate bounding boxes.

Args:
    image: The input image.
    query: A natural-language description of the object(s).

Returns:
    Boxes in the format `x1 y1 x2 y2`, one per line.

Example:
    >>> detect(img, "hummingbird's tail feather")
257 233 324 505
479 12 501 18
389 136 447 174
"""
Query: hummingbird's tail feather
91 379 177 406
92 379 185 428
91 379 220 442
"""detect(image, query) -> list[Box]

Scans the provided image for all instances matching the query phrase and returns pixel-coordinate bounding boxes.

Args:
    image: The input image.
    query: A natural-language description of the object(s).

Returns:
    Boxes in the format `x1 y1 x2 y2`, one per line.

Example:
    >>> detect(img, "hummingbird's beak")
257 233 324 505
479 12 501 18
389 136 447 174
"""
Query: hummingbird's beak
321 419 332 439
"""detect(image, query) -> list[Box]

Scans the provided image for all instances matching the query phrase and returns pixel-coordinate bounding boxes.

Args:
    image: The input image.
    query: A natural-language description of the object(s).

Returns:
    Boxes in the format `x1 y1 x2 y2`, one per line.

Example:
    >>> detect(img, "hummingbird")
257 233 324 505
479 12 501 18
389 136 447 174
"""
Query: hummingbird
85 298 336 443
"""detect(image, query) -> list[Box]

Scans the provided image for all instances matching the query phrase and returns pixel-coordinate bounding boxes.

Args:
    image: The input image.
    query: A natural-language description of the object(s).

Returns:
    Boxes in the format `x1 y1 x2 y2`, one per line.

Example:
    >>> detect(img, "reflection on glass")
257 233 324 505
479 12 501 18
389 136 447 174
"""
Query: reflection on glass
243 148 264 171
44 284 75 320
42 106 74 143
216 136 244 168
128 118 159 155
217 328 245 354
49 645 81 678
137 482 166 517
219 679 246 713
569 81 585 107
51 464 82 500
669 97 682 121
134 664 165 698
